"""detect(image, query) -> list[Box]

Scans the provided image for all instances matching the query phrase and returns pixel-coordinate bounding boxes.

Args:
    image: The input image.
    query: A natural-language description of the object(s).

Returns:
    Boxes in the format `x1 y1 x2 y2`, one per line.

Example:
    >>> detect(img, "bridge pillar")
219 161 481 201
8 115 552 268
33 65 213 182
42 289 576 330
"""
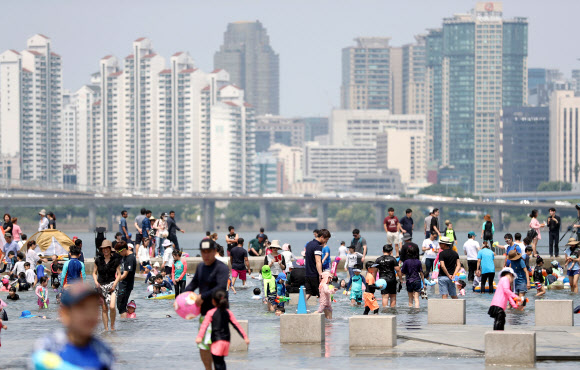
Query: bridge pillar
88 207 96 232
317 202 328 229
259 201 272 231
202 199 215 232
492 208 503 231
375 204 386 230
107 205 114 233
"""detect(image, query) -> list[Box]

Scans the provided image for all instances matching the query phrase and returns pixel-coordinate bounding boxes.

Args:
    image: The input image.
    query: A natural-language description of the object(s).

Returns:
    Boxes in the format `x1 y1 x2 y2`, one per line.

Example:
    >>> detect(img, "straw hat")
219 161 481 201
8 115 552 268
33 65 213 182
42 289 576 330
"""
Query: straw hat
270 240 282 249
507 249 522 261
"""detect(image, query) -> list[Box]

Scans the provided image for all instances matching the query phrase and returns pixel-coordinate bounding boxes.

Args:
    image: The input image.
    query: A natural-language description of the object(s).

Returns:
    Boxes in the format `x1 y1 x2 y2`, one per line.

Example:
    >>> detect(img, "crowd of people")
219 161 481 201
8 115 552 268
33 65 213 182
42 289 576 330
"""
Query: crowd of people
1 205 580 369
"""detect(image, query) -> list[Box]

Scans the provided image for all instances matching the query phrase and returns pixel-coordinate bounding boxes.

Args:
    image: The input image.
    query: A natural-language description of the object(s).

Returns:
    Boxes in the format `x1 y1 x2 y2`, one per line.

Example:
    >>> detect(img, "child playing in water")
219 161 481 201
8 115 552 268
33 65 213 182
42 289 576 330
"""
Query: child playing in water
315 271 336 319
50 255 59 288
276 272 287 308
349 269 365 305
196 290 249 370
252 288 262 300
126 301 137 318
36 276 49 309
7 286 19 301
401 248 425 308
0 299 7 320
262 265 277 312
171 250 187 296
488 267 523 330
363 262 379 315
148 284 162 298
534 256 546 297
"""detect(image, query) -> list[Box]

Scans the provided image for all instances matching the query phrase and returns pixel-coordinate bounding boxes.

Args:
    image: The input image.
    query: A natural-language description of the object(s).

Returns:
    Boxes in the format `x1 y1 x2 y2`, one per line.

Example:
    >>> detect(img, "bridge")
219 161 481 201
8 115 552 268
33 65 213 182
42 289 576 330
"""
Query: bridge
477 191 580 202
0 194 572 232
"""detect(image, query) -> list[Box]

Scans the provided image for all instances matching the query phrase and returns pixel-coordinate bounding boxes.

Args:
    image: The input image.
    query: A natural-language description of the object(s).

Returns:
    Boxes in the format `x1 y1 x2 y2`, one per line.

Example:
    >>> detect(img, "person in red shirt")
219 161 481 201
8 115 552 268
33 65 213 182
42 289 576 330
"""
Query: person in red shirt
383 208 400 257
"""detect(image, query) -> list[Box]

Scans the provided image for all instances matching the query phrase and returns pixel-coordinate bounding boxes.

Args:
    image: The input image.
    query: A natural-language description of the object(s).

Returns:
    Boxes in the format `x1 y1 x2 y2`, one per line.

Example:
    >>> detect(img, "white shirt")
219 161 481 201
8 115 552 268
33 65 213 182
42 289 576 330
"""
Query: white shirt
25 269 36 284
12 261 26 276
281 251 294 272
463 239 480 260
338 245 348 258
422 238 439 258
26 249 40 266
346 252 362 268
162 247 174 267
38 217 49 232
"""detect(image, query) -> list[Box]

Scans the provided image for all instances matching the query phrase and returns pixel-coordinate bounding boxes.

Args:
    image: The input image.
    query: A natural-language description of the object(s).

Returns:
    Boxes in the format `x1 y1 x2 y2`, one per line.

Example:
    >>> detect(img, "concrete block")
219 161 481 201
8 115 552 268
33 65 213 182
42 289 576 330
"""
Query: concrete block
485 331 535 365
229 320 248 352
535 300 574 326
427 299 466 324
349 315 396 348
280 313 325 343
286 293 318 306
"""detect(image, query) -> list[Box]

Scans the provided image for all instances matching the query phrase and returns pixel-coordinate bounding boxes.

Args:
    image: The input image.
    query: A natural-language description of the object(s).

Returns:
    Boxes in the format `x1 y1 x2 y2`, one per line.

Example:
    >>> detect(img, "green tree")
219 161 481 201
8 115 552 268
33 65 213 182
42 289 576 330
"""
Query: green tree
419 184 464 196
537 181 571 192
223 201 259 226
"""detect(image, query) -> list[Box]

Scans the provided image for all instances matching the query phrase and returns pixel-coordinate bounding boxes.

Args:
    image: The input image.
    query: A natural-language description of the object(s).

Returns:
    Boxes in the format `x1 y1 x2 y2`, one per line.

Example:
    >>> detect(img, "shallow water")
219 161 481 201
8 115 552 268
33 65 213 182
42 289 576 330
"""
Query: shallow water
1 268 579 369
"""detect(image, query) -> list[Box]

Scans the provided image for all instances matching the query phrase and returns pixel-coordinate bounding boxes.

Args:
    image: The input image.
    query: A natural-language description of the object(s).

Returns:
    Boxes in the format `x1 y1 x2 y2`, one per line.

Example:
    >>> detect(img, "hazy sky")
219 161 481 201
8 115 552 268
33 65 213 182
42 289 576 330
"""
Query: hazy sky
2 0 579 116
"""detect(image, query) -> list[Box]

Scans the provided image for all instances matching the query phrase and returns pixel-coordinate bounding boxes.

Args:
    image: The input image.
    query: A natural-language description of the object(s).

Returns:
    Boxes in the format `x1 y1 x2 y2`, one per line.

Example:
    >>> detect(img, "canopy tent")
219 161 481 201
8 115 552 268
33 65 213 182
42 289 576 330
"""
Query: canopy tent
19 229 73 256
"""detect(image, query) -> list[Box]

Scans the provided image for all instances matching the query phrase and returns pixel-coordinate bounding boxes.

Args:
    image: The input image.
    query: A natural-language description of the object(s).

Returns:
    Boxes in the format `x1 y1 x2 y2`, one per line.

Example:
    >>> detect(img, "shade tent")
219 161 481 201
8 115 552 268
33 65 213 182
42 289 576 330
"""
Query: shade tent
19 230 73 256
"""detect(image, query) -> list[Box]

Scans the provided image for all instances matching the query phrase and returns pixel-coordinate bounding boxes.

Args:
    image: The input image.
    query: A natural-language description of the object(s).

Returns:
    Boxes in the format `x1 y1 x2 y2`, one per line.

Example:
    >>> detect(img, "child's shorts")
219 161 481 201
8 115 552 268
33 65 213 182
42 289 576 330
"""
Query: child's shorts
37 298 49 307
267 293 277 305
535 281 542 290
350 290 362 303
211 340 230 357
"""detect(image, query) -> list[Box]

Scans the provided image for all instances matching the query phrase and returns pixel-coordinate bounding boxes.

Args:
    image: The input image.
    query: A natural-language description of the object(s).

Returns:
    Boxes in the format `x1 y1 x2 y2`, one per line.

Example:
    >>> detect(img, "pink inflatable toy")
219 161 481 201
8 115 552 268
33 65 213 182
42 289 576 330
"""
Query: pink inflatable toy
174 292 201 319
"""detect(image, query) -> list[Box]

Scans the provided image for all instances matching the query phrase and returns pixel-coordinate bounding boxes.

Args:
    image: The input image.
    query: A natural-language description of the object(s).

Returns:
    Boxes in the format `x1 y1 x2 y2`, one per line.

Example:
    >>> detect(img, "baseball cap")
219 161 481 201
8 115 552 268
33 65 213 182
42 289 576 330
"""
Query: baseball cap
127 301 136 309
402 233 412 241
551 260 558 266
199 239 216 250
468 231 476 237
4 232 11 238
146 265 152 270
371 264 379 268
499 267 516 278
352 268 362 273
60 284 100 307
258 233 266 239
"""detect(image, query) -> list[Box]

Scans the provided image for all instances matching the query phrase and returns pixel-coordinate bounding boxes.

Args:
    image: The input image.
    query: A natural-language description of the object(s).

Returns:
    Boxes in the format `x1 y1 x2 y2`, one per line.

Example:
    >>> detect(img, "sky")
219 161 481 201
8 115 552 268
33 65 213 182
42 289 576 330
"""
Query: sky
1 0 579 117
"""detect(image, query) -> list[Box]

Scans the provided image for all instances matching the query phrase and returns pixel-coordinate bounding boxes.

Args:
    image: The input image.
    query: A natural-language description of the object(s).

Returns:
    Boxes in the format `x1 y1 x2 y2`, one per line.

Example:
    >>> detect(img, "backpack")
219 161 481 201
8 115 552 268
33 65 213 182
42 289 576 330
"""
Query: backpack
526 228 538 240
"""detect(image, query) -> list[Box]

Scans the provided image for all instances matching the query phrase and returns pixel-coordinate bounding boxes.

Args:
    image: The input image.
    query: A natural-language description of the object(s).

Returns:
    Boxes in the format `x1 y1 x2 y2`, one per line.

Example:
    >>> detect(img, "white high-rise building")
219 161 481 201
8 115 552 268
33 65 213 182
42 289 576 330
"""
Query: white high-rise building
0 34 63 184
74 38 256 194
62 90 77 185
549 90 580 184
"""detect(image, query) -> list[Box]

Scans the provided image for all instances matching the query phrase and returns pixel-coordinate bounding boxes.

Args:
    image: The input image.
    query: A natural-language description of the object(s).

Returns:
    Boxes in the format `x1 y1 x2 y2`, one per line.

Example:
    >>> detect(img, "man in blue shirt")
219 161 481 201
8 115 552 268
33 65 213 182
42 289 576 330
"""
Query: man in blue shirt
141 210 152 249
399 209 414 237
321 243 331 271
507 249 529 297
501 233 521 268
119 210 129 241
1 233 19 265
304 229 331 300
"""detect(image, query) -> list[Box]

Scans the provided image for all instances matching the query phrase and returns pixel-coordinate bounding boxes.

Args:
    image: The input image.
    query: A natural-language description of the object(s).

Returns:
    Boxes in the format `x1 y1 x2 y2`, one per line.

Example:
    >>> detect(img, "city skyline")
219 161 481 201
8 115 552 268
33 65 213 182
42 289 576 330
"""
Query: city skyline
1 0 579 117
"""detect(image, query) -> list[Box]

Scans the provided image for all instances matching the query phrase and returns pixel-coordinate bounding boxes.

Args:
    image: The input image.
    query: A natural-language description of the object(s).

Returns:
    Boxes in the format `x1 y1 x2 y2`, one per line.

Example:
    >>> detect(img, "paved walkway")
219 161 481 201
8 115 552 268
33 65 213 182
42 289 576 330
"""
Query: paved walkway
390 325 580 360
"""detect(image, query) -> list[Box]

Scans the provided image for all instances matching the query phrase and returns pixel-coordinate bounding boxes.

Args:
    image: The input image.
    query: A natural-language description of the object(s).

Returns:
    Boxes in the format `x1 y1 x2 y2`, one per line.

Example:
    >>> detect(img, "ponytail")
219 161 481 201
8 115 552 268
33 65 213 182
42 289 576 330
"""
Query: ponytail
213 289 229 310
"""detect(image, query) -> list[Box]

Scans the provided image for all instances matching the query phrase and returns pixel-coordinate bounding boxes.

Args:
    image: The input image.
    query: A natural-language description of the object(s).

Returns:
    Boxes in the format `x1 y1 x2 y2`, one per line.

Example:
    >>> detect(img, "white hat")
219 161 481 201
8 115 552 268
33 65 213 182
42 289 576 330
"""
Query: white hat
270 240 282 249
128 243 134 250
39 209 46 216
500 267 516 277
153 262 160 268
162 239 173 247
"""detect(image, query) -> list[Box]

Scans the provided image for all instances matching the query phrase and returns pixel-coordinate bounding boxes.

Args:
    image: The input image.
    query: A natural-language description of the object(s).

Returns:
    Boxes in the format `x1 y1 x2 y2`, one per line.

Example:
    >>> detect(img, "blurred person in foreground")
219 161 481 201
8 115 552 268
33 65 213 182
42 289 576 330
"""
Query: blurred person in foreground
30 283 115 369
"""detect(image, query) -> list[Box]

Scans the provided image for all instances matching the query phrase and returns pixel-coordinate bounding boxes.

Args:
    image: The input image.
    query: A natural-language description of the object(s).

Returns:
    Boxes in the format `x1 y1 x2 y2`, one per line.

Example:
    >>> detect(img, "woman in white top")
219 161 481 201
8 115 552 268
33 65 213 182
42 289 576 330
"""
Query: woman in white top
25 240 44 266
422 231 439 278
281 243 294 273
153 213 168 257
264 241 286 278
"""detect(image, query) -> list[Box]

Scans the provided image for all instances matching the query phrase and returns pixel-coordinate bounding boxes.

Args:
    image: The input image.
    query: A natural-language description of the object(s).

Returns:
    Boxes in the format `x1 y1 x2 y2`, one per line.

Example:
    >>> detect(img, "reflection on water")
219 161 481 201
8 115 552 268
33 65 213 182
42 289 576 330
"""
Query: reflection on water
1 268 579 368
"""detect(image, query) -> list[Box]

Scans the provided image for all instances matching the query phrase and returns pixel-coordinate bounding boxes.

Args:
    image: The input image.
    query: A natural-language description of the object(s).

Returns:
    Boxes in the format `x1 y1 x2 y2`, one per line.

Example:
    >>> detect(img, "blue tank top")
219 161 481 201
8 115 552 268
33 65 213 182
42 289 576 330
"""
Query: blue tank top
67 259 83 282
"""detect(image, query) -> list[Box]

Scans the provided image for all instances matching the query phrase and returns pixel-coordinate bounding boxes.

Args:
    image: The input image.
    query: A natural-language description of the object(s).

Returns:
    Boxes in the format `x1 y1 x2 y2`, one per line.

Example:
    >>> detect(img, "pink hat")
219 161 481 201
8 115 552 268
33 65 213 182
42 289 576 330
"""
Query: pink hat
127 301 136 309
282 243 290 251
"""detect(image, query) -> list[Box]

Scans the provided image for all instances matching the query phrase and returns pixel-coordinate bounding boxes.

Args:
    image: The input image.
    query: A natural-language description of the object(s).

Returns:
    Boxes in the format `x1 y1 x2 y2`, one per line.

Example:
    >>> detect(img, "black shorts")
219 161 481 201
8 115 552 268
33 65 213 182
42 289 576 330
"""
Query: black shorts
164 266 172 276
305 276 320 297
406 279 422 293
116 284 132 314
135 233 143 245
381 280 397 295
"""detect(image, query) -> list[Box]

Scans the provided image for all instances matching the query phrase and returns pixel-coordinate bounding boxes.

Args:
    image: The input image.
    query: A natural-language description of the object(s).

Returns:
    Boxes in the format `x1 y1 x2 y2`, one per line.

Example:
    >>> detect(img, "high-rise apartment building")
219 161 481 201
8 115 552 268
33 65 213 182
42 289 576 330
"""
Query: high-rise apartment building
75 38 255 194
498 106 549 192
426 2 528 192
62 90 77 185
0 34 63 184
214 21 279 116
255 115 305 152
549 90 580 184
402 35 427 115
341 37 391 110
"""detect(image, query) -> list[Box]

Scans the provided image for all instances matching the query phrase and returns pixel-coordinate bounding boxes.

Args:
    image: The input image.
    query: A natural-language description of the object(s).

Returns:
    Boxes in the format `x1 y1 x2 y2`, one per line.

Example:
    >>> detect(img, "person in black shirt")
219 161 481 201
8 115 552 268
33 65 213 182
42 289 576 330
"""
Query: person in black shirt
374 244 402 307
92 239 121 331
304 229 331 300
225 226 239 256
286 263 306 293
547 207 561 257
229 238 250 289
399 234 418 264
437 237 460 299
185 238 229 370
115 241 136 318
167 210 184 251
430 208 440 237
399 209 414 237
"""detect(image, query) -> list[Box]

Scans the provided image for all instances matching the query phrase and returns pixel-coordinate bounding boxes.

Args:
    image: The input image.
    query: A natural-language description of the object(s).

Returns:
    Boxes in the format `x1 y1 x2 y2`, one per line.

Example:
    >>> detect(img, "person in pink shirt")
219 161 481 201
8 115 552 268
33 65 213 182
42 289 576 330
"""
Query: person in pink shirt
316 271 336 319
126 301 137 318
488 267 524 330
529 209 546 257
10 217 22 242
